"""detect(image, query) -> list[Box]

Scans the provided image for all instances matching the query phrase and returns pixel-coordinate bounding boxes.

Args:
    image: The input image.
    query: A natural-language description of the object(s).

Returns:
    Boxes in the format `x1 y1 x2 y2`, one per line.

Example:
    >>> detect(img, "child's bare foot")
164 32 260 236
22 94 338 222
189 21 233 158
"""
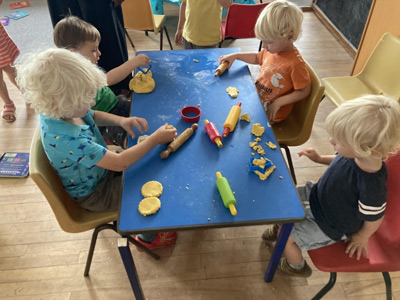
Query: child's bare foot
2 102 16 122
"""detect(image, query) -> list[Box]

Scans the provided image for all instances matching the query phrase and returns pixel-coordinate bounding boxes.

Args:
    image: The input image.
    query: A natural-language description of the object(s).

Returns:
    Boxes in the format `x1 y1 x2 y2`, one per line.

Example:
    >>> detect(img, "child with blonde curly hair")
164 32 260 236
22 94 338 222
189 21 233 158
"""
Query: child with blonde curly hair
219 0 310 123
17 48 178 249
263 95 400 277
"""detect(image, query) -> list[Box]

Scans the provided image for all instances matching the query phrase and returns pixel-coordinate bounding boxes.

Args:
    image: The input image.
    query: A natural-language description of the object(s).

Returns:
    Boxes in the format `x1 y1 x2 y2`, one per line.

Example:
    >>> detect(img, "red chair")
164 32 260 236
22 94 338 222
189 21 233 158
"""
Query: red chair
219 2 269 51
308 153 400 300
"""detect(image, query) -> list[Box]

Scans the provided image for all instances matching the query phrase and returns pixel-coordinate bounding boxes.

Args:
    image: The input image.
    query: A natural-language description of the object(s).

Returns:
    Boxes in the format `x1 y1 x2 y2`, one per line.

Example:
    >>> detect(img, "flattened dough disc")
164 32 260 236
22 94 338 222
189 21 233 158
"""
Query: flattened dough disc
141 180 163 197
138 197 161 216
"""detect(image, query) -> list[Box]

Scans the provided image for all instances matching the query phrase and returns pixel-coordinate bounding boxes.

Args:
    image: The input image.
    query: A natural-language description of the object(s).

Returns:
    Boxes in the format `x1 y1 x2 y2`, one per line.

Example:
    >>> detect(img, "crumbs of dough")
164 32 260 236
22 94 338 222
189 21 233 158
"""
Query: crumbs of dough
266 141 277 149
255 166 276 180
240 113 251 122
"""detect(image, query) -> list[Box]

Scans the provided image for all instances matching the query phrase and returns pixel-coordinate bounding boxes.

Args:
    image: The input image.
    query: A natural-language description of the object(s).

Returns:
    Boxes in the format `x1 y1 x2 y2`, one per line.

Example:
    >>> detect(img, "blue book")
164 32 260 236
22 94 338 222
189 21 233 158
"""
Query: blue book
0 152 29 178
5 10 29 20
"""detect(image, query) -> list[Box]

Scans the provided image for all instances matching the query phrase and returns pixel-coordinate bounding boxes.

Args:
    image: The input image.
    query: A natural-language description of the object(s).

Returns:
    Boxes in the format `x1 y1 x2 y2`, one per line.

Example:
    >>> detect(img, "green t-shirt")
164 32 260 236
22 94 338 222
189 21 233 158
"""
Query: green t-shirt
92 86 118 112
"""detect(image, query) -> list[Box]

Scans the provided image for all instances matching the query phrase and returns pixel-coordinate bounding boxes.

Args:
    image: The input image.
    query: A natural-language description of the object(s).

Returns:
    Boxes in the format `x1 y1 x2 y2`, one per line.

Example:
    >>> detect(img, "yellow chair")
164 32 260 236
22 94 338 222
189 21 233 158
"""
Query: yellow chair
121 0 173 50
323 32 400 107
272 62 325 184
29 127 159 277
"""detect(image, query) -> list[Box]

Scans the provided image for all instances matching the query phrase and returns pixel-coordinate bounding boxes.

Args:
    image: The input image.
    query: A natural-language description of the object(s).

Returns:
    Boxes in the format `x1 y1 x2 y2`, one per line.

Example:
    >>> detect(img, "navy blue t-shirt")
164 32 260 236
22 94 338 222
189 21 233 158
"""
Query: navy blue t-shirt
310 155 387 241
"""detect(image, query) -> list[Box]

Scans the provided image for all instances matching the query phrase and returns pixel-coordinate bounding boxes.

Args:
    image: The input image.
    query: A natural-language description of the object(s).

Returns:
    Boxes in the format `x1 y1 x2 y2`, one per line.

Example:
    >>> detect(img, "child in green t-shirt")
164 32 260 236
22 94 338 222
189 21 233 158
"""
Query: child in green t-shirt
53 15 150 147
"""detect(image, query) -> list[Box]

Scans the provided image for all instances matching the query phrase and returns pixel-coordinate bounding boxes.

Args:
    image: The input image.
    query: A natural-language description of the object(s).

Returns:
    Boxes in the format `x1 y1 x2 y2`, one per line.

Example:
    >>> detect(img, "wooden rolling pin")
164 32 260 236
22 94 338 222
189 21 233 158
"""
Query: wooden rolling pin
160 123 199 159
214 61 229 77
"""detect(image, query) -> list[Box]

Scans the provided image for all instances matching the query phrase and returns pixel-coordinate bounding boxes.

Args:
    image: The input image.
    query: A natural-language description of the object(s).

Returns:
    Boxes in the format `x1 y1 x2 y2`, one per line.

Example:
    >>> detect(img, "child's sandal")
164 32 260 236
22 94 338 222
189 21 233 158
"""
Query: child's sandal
2 102 16 122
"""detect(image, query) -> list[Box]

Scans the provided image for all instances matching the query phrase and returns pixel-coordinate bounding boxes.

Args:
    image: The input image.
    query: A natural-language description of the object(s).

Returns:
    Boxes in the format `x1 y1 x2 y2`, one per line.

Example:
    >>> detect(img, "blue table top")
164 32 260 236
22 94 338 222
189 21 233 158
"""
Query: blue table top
119 48 305 234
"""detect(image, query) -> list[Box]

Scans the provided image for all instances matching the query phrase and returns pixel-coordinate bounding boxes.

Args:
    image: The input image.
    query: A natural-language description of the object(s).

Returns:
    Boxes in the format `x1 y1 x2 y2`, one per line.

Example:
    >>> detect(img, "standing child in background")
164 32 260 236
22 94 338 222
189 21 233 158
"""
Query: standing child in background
16 48 178 249
262 95 400 277
219 0 311 123
53 15 150 147
175 0 232 49
0 0 20 122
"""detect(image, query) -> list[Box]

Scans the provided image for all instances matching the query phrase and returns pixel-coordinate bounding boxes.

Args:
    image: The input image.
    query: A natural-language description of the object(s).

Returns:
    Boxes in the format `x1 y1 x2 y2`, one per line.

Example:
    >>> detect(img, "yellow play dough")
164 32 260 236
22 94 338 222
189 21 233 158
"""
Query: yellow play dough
129 69 155 93
255 166 276 181
138 197 161 216
141 180 163 197
251 123 265 137
266 141 277 149
240 113 251 122
226 86 239 98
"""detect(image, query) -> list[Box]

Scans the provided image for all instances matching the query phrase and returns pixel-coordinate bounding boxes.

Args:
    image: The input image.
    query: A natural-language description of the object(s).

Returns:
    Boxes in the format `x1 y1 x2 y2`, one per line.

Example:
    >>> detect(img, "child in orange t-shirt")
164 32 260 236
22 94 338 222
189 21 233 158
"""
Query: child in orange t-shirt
218 0 311 123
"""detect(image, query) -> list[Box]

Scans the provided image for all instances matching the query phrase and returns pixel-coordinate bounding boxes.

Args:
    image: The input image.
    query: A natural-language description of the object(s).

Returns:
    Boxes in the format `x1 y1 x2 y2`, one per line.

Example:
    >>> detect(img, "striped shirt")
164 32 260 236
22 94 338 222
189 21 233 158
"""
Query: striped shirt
0 23 19 68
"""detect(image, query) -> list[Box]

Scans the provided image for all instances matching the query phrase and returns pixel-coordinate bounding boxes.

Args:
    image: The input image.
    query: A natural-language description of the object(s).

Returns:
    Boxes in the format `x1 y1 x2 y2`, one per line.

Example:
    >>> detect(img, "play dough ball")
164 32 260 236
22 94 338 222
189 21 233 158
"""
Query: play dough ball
141 180 163 197
138 197 161 216
129 70 155 94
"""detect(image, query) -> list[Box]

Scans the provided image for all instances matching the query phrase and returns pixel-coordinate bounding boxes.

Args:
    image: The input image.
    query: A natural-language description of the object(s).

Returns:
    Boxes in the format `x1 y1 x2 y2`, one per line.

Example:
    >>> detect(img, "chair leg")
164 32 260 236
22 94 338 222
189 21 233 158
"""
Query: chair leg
83 222 160 277
124 28 135 49
311 273 337 300
163 25 173 50
382 272 392 300
219 41 223 48
84 223 118 276
279 144 297 185
160 28 164 50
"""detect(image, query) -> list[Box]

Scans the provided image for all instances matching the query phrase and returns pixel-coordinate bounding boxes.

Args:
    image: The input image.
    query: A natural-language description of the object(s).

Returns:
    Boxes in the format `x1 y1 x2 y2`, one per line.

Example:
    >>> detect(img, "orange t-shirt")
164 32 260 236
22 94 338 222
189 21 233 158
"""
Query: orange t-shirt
256 48 310 122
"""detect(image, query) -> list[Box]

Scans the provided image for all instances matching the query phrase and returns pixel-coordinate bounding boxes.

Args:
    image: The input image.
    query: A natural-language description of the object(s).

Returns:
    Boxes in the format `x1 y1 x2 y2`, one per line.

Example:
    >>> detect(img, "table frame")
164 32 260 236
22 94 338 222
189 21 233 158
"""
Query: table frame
117 49 304 298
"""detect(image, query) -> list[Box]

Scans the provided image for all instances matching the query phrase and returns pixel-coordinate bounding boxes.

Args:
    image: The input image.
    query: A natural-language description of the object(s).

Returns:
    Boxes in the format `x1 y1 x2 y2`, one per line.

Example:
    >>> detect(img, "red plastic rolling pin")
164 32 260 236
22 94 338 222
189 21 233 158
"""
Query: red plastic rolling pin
204 119 223 148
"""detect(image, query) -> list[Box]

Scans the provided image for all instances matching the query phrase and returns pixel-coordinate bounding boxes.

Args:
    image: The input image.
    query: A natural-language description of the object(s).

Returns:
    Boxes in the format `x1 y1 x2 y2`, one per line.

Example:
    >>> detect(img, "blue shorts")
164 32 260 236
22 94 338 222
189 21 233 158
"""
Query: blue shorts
291 181 345 251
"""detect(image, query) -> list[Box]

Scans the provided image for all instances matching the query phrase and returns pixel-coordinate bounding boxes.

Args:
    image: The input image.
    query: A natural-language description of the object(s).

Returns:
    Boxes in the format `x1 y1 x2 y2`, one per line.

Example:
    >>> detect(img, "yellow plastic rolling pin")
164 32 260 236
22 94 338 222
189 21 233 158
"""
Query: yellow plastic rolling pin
214 61 229 77
215 172 237 216
223 102 242 137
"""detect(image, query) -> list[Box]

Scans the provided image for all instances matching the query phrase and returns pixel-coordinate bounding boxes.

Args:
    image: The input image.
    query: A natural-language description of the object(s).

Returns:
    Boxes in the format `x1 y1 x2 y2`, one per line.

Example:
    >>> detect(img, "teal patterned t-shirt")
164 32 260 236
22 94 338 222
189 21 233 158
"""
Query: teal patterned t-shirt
39 110 108 198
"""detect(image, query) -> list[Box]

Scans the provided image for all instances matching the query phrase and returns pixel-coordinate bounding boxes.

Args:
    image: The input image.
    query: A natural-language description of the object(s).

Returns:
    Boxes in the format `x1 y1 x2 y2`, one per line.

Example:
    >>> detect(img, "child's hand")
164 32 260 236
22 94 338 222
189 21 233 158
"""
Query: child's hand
267 101 282 122
345 233 369 260
298 148 321 163
218 54 235 68
152 123 177 144
133 54 150 68
175 29 183 45
121 117 149 139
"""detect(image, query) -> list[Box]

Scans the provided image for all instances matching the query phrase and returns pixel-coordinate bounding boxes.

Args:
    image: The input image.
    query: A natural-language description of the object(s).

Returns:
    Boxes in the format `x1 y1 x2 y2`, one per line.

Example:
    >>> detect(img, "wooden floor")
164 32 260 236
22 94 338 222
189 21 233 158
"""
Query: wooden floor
1 3 399 300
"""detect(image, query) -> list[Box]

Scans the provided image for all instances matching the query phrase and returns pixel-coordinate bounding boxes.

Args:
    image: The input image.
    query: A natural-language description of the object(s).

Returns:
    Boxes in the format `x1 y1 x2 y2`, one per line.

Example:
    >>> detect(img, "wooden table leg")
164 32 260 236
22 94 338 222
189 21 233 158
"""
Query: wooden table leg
118 238 145 300
264 223 294 282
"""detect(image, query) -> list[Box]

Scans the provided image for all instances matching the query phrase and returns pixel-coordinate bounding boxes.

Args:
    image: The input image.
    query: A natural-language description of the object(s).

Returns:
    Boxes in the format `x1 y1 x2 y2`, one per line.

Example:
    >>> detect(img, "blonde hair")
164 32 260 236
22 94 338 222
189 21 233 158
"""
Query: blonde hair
325 95 400 159
255 0 303 42
16 48 107 119
53 15 101 49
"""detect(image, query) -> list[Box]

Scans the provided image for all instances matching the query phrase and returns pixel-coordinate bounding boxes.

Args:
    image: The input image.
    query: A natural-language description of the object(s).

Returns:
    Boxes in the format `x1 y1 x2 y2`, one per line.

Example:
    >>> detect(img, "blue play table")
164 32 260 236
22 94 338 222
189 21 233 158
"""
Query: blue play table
118 48 305 299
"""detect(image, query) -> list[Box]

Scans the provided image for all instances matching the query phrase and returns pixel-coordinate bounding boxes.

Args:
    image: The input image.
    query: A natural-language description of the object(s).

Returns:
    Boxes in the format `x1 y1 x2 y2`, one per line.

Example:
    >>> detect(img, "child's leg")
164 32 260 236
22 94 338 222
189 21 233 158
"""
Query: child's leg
2 65 18 89
0 69 16 122
278 235 312 277
284 236 304 265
